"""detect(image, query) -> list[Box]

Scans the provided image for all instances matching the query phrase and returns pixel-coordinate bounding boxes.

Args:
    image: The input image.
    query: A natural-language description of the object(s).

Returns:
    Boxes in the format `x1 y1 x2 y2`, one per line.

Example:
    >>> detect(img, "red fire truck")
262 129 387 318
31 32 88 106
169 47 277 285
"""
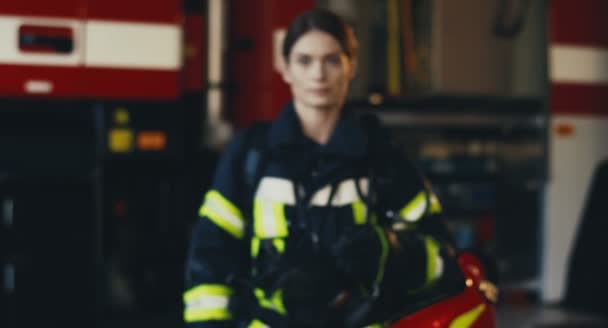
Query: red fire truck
0 1 191 326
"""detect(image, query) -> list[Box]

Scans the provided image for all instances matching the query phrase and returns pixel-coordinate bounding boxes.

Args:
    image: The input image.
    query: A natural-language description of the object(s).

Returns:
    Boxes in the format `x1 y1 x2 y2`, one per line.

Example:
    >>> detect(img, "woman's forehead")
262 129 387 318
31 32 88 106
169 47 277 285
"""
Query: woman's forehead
290 30 344 57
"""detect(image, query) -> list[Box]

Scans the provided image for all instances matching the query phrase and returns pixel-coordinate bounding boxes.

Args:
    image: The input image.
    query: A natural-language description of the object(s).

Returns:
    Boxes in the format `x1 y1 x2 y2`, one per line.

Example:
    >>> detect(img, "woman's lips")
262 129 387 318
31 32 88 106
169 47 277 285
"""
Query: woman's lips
308 88 330 95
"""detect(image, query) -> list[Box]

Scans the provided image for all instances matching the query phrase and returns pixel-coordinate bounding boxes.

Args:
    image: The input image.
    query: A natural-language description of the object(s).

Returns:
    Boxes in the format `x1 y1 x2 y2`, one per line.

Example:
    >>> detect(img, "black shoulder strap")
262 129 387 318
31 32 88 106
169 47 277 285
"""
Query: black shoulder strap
241 121 272 195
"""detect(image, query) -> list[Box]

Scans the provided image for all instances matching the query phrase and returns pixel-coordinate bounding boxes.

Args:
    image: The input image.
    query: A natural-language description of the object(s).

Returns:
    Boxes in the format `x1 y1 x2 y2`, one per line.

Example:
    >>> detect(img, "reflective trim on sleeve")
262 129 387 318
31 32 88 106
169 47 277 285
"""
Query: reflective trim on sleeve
424 237 443 283
352 200 367 225
199 190 245 239
184 284 233 301
399 191 427 222
251 237 261 258
272 238 286 253
249 319 270 328
183 284 233 322
254 200 288 238
365 324 386 328
254 288 287 315
184 307 231 323
251 237 285 259
429 192 442 214
449 304 486 328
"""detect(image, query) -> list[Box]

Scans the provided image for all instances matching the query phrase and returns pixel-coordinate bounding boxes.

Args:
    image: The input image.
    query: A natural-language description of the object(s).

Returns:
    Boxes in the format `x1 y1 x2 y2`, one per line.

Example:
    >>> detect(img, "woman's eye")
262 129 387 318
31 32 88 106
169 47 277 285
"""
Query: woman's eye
326 56 341 66
296 56 311 66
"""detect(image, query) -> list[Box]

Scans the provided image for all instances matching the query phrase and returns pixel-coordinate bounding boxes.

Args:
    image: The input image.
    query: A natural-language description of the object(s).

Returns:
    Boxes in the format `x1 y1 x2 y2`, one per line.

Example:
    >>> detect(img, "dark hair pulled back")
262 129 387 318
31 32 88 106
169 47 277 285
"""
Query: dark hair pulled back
282 8 358 62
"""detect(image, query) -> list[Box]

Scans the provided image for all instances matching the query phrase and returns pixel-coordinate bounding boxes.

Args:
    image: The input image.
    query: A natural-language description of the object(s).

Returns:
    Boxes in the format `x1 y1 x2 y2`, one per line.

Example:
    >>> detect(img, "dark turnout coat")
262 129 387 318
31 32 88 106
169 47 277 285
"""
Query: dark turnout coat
184 103 452 328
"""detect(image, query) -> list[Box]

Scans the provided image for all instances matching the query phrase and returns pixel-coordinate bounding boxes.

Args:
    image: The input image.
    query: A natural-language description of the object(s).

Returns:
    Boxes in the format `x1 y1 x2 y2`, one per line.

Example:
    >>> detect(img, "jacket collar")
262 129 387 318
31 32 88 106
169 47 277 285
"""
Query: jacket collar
268 102 368 159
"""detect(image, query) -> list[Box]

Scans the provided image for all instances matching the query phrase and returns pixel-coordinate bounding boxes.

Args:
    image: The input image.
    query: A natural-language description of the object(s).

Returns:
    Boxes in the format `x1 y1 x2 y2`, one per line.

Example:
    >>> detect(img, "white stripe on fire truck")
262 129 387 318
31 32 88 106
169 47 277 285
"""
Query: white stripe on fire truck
550 45 608 84
85 20 181 70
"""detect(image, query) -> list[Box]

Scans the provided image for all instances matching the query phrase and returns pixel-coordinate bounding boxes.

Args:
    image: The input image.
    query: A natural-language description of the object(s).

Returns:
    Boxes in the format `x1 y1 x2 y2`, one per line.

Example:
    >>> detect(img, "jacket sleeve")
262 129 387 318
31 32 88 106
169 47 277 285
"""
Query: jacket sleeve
379 155 454 293
184 133 251 328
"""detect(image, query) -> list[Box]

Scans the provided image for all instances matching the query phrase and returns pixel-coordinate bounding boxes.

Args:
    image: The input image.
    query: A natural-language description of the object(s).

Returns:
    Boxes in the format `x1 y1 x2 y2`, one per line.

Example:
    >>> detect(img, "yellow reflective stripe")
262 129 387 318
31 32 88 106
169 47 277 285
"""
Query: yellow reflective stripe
373 225 389 284
254 200 264 237
254 200 288 238
272 289 287 314
254 288 287 315
429 192 442 214
249 319 270 328
272 203 288 236
399 191 427 222
352 200 367 225
424 237 441 284
184 284 232 302
184 308 231 322
273 238 286 253
365 324 386 328
199 190 245 239
183 284 233 323
251 237 261 258
449 304 486 328
251 238 284 258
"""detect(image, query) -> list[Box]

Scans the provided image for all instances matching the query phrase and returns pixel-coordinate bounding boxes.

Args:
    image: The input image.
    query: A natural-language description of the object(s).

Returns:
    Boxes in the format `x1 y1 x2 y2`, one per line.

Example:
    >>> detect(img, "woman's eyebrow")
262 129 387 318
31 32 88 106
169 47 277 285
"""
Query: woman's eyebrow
292 51 342 58
322 51 343 58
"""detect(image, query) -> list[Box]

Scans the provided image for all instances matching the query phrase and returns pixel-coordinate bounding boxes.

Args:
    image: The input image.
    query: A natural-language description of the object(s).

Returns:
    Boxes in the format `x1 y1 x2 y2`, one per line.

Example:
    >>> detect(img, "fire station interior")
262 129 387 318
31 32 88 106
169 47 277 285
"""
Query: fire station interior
1 0 607 327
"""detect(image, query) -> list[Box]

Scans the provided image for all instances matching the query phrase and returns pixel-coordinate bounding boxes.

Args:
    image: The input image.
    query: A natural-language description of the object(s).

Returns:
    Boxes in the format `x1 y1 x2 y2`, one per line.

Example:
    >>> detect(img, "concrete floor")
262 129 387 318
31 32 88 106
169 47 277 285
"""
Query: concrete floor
97 307 608 328
496 305 608 328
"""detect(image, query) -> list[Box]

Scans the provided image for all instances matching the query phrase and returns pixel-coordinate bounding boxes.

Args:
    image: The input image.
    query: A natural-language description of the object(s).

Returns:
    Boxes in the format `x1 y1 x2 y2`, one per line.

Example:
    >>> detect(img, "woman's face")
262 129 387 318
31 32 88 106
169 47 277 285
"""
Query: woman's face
282 30 356 111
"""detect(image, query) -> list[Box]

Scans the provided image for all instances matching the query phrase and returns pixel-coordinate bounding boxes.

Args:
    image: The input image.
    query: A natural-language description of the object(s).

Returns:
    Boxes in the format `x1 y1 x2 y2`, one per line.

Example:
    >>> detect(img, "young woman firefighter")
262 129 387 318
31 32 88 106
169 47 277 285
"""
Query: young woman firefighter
184 9 470 328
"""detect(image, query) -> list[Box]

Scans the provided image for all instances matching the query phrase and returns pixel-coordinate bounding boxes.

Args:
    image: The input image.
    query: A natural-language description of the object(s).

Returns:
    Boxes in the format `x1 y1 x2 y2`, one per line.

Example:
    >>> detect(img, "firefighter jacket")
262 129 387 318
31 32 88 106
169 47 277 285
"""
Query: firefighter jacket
184 103 450 328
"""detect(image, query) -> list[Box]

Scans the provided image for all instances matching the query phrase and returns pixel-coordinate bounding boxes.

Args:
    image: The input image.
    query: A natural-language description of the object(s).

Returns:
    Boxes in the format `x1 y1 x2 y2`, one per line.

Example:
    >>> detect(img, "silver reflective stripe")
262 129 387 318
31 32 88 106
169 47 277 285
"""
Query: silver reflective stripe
183 284 233 322
261 200 278 236
253 177 290 238
254 200 288 238
310 178 369 207
203 195 244 235
309 185 331 206
254 177 295 205
400 191 427 222
423 237 443 283
434 255 444 279
185 295 230 311
254 177 369 207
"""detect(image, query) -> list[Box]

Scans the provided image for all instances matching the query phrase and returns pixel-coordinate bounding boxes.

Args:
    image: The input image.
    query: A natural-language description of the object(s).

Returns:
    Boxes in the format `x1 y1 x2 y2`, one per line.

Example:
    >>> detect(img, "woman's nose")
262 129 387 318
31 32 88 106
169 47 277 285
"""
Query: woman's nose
310 61 326 81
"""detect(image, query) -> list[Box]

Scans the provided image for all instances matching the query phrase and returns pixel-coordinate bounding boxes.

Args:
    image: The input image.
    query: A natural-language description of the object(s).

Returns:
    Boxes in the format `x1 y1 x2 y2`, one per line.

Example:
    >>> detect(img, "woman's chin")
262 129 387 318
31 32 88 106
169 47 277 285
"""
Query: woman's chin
306 99 338 111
